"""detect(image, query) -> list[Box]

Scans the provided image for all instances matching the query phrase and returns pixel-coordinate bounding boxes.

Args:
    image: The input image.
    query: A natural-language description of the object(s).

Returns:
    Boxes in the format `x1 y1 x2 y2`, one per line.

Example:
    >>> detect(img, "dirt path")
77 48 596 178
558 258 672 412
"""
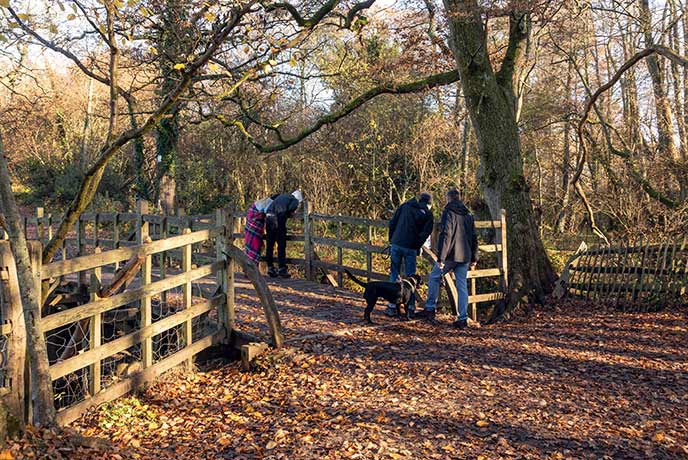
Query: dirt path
7 289 688 459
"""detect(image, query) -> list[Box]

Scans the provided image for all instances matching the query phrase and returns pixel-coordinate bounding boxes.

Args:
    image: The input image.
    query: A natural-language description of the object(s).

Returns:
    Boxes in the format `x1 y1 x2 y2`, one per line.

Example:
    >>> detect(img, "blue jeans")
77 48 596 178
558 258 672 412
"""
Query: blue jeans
388 244 418 312
424 262 469 322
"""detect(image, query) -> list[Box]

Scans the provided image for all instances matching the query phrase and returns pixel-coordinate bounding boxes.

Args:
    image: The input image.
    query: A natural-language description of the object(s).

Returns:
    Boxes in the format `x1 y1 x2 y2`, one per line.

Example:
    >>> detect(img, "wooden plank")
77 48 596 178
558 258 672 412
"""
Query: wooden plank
468 292 504 303
310 236 386 253
223 245 283 348
55 329 222 426
366 225 372 283
36 208 44 243
631 241 650 301
613 241 632 304
182 228 193 369
311 260 388 282
309 213 388 228
591 246 608 299
475 220 502 229
665 240 678 301
41 261 223 331
466 268 502 279
469 277 477 321
49 295 221 381
500 209 508 288
585 246 600 300
304 201 313 281
478 244 502 253
42 227 222 279
138 201 153 369
337 221 343 286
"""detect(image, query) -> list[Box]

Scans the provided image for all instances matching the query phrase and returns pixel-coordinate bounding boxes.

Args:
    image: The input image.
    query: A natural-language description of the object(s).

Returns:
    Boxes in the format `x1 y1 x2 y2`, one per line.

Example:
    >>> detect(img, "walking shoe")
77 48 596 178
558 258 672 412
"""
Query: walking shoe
384 306 397 317
267 266 279 278
407 310 415 320
278 267 291 278
452 319 468 329
416 309 435 321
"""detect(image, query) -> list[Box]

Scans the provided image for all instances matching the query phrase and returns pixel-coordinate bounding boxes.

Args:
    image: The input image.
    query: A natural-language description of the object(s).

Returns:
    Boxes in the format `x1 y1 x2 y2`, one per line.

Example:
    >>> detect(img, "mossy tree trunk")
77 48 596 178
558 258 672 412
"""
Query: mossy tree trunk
442 1 557 314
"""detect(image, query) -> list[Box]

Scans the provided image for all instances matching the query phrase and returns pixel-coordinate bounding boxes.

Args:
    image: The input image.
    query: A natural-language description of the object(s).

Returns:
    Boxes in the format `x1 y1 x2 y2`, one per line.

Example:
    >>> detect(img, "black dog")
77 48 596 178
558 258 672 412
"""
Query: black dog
344 269 422 324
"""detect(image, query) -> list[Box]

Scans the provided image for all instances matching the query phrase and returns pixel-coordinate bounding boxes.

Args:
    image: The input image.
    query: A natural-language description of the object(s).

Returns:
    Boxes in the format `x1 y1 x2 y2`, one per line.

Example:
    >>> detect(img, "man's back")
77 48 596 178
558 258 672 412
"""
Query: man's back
389 198 434 250
437 200 478 264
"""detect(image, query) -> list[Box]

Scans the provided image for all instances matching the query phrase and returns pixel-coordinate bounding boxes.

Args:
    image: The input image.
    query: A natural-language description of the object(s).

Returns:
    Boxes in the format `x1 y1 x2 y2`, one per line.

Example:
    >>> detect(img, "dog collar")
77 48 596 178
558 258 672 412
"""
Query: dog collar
401 279 416 292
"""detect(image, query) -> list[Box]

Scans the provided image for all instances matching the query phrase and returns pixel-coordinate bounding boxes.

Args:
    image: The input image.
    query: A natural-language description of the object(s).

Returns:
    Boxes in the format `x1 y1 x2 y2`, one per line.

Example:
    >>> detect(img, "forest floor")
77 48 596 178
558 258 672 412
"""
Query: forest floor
4 278 687 460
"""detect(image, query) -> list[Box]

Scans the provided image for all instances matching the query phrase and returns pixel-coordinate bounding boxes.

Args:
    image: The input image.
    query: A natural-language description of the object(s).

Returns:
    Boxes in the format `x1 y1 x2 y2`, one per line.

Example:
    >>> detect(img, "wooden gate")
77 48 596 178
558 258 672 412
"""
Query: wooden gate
558 238 688 307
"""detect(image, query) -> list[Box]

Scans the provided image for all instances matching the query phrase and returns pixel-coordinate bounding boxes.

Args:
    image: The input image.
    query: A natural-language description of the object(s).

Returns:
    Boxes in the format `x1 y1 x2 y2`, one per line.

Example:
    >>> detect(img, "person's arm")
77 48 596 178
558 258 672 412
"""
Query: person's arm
286 196 299 217
437 210 453 263
469 215 478 265
419 212 434 246
388 206 401 242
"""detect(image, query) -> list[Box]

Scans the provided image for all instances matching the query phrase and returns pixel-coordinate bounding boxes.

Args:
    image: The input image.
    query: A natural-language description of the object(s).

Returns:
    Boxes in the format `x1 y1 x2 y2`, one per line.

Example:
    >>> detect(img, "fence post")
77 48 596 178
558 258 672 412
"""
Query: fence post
0 241 27 426
303 201 312 281
500 209 508 290
337 220 343 286
36 208 44 243
26 241 43 422
366 225 373 282
113 213 120 270
93 213 100 249
89 247 102 396
76 215 86 285
137 200 153 368
470 278 477 322
160 216 168 305
215 208 234 341
182 228 193 369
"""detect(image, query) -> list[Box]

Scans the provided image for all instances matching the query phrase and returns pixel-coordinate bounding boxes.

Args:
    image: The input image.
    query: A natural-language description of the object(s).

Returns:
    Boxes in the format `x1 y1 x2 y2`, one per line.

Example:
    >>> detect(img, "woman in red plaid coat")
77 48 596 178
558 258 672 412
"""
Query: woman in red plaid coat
244 196 272 264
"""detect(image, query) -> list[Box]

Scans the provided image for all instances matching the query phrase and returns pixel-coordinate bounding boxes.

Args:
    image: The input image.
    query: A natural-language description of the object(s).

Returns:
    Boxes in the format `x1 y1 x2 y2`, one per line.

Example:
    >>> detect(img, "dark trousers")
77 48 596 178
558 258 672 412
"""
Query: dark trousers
265 214 288 268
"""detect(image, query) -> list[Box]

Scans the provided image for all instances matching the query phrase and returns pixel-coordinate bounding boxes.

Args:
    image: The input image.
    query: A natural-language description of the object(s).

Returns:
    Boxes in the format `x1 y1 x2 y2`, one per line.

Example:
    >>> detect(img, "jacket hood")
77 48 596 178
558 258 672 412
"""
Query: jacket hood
445 200 470 216
408 198 429 210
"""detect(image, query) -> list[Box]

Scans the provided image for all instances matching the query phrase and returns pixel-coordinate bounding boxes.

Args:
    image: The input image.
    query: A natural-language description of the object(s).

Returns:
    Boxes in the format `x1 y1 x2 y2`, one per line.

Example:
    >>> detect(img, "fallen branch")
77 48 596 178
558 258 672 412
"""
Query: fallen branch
99 253 144 298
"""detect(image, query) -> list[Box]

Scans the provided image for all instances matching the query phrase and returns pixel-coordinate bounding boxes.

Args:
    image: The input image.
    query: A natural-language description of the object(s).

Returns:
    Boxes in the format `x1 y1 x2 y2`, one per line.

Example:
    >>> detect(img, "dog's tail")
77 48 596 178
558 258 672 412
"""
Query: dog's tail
344 269 367 289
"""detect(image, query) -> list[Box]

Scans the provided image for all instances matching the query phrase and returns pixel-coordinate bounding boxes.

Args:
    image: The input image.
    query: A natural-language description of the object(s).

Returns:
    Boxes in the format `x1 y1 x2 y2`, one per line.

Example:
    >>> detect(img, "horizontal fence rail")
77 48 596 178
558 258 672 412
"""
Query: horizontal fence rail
12 204 237 426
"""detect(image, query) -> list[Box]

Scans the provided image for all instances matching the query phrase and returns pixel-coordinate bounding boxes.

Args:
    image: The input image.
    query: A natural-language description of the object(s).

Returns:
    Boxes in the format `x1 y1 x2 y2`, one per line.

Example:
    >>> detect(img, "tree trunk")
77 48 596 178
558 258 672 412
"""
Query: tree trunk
555 58 574 234
441 1 556 312
154 0 189 213
639 0 679 161
0 134 56 427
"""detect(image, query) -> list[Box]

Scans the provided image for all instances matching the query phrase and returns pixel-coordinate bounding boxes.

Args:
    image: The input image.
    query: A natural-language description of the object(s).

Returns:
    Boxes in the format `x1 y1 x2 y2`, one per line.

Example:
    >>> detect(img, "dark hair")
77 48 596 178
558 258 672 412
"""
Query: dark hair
446 189 461 201
419 192 432 204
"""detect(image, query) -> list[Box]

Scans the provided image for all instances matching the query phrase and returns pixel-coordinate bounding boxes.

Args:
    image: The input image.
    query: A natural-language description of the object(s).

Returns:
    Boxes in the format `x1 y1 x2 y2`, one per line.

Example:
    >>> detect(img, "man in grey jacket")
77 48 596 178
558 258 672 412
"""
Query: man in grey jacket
420 188 478 328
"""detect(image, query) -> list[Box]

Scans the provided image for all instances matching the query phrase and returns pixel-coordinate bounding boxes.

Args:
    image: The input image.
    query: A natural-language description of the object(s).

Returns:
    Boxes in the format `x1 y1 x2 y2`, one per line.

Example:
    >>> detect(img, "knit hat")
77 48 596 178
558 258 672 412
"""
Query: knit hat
292 189 303 202
419 192 432 204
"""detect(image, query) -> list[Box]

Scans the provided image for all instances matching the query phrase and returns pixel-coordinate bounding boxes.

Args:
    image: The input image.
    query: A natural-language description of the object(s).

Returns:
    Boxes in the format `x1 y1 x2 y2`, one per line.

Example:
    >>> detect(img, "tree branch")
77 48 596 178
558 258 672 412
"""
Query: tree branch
575 44 686 210
221 69 460 153
42 6 252 264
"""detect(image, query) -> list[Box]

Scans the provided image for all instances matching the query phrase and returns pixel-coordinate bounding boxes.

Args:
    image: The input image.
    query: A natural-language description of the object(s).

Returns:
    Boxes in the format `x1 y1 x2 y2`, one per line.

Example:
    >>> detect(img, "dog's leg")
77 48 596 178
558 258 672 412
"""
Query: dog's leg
396 303 402 320
364 300 375 324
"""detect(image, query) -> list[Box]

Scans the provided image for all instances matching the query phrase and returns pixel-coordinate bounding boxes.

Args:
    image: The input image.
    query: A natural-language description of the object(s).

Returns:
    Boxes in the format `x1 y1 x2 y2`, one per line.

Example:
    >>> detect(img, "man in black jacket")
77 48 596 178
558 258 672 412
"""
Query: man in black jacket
265 190 302 278
385 192 434 317
421 189 478 328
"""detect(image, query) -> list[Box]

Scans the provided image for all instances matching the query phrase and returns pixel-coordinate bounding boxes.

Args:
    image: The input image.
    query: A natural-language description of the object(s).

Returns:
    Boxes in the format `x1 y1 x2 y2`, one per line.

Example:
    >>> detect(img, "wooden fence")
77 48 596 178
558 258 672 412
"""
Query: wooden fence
1 207 237 426
1 201 508 426
558 238 688 307
230 204 509 319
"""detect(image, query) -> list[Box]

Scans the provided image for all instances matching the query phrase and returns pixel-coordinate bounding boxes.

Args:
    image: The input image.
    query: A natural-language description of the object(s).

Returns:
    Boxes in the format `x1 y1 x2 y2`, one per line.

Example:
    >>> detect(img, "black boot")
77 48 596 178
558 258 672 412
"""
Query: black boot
452 319 468 329
416 309 435 322
278 267 291 278
267 266 279 278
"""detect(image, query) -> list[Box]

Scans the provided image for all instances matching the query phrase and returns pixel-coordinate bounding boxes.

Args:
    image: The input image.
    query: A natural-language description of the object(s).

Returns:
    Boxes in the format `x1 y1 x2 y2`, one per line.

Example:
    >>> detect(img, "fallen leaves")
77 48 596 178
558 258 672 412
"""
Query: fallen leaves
7 291 687 459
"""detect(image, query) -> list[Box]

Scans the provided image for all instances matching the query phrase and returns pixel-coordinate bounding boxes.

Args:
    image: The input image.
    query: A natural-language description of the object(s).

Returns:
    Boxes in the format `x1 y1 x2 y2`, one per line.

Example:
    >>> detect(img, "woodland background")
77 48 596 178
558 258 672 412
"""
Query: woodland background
1 0 686 254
